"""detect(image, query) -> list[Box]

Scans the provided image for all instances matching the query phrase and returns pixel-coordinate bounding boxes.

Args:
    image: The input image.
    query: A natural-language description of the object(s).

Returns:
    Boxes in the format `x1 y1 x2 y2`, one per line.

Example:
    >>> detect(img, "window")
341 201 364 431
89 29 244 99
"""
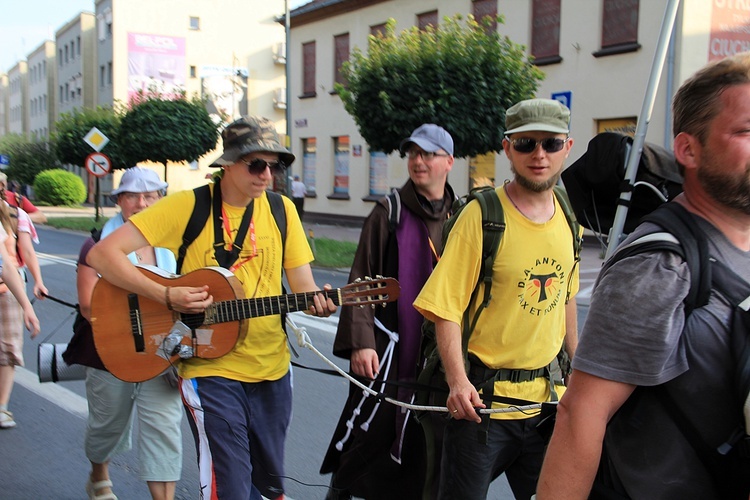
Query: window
370 23 387 37
302 41 316 97
333 33 349 88
77 36 81 55
368 151 389 197
190 65 197 78
331 136 350 198
302 138 317 196
100 65 105 87
107 62 113 84
532 0 562 65
70 41 75 60
64 83 69 102
595 0 640 57
189 16 200 30
59 85 64 101
472 0 497 32
417 10 438 31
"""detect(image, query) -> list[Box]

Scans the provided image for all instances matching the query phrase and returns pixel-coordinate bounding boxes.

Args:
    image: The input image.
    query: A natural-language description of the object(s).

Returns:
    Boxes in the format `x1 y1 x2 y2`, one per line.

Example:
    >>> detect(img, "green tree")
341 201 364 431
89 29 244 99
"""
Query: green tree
119 92 219 183
2 139 61 186
337 15 544 158
54 106 126 169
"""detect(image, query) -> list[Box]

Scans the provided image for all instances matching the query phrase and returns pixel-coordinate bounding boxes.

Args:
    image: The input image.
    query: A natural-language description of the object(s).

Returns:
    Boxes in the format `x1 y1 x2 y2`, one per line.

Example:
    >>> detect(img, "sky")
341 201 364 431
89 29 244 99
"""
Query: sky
0 0 310 73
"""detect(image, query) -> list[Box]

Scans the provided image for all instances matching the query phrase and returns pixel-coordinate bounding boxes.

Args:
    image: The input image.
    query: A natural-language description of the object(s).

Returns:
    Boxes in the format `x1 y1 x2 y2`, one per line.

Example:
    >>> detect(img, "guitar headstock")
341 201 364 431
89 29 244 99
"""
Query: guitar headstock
339 276 400 307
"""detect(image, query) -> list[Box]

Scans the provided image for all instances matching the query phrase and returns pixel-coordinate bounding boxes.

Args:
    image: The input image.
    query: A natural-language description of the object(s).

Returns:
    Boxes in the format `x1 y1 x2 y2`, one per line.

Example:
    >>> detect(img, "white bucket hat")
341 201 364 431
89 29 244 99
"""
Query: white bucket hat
109 167 168 202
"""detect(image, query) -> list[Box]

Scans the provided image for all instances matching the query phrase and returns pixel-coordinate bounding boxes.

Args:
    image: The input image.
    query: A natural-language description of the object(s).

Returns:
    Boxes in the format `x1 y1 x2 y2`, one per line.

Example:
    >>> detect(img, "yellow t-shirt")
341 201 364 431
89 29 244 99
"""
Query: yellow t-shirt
130 186 314 382
414 186 580 418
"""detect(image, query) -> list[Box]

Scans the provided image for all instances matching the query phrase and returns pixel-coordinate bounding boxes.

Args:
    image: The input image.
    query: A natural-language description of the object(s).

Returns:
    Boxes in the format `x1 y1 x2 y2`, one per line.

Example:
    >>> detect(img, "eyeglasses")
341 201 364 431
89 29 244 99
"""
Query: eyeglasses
407 150 450 161
241 157 286 175
121 192 160 203
510 137 568 154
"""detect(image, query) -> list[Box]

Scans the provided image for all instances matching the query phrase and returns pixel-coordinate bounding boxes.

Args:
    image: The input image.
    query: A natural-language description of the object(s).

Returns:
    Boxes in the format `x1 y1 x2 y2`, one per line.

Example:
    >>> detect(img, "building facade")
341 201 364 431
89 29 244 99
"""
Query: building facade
93 0 288 194
27 41 57 141
286 0 734 222
7 62 28 136
0 74 8 137
56 12 97 120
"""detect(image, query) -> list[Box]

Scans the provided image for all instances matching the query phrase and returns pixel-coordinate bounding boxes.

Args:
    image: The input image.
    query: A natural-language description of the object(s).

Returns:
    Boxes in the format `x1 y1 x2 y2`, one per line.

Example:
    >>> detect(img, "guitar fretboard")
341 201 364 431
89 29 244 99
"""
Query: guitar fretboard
208 289 342 324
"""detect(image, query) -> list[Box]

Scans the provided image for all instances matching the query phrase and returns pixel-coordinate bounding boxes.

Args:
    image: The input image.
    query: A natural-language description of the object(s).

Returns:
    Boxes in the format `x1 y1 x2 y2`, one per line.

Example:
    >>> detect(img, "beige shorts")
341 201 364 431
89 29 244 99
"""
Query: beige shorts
0 290 25 367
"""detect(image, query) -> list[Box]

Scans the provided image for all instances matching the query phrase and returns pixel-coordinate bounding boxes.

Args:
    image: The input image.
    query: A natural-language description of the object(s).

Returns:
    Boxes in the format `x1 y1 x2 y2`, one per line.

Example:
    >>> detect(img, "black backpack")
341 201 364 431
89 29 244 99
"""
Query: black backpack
600 202 750 498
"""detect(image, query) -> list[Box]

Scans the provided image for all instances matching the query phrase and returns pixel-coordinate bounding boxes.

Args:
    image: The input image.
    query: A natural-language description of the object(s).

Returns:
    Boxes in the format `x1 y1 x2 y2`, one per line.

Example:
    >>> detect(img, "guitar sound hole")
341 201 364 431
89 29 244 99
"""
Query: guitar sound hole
181 313 206 330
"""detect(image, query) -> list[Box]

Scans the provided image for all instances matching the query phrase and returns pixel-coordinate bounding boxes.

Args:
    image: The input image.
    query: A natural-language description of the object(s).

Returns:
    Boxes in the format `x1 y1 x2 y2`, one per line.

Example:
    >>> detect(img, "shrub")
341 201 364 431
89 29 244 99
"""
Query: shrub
34 169 86 206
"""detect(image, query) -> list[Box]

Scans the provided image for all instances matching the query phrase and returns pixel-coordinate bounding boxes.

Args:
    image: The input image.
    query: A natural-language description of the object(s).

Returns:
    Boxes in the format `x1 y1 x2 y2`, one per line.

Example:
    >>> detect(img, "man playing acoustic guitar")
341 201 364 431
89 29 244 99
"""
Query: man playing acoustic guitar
88 116 338 500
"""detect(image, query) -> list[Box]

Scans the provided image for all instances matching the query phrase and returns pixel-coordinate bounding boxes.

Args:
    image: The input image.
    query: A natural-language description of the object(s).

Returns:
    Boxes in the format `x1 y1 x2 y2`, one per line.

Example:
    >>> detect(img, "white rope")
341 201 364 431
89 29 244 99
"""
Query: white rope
285 316 542 415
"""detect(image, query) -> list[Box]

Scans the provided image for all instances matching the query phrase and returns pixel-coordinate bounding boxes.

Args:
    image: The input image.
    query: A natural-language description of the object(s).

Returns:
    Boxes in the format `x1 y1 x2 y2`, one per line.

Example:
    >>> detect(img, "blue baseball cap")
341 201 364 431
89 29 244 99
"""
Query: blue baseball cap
399 124 454 156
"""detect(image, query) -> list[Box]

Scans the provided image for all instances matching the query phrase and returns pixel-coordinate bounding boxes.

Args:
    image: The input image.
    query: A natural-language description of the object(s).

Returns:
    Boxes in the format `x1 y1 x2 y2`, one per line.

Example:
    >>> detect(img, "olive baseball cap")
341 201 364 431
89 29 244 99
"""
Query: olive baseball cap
504 98 571 136
210 115 295 167
399 124 454 156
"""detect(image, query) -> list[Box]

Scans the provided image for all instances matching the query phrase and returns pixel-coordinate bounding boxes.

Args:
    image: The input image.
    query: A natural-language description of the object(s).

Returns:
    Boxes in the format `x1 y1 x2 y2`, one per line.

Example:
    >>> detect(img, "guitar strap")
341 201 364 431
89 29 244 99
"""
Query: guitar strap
211 179 254 270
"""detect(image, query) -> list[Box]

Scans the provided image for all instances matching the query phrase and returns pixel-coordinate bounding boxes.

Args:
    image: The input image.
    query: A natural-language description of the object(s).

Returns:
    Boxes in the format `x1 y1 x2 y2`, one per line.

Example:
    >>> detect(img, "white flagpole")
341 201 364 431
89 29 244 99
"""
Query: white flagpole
605 0 682 259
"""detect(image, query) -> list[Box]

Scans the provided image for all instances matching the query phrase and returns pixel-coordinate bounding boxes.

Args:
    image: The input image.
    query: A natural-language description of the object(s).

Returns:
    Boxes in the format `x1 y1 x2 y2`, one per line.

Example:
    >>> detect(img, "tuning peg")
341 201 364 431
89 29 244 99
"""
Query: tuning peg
364 275 372 281
354 277 362 283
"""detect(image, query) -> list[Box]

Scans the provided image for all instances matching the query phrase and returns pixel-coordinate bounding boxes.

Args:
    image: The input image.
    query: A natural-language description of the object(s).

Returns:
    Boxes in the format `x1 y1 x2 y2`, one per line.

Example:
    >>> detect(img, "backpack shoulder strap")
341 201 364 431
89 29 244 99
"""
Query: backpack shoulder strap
554 185 583 303
177 184 212 274
553 185 583 262
267 190 287 252
634 202 711 313
462 188 505 352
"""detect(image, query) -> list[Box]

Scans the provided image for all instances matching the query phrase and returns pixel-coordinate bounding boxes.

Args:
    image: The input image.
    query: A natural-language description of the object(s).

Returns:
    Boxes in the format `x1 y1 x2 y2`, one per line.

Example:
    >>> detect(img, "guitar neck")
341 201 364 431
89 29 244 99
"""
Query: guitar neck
206 288 342 324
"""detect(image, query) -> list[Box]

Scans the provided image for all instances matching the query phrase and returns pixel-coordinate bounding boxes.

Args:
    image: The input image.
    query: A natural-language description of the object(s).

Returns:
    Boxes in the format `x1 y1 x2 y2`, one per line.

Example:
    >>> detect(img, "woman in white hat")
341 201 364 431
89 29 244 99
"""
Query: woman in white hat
66 167 182 500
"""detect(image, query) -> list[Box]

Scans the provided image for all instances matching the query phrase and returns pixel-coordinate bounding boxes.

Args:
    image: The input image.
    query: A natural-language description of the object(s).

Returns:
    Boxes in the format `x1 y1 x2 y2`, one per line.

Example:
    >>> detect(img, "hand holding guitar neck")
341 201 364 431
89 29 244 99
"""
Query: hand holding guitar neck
305 283 338 317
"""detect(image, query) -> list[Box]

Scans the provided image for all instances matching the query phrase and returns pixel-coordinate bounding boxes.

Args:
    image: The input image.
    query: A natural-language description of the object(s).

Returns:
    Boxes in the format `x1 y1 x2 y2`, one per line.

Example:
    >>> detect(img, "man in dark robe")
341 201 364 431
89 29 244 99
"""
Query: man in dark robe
321 124 456 499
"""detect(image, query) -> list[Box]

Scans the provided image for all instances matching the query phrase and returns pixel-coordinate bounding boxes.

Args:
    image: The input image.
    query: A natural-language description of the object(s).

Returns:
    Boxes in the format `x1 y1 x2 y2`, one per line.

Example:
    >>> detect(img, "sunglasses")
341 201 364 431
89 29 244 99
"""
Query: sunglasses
510 137 568 154
407 149 450 161
241 158 286 174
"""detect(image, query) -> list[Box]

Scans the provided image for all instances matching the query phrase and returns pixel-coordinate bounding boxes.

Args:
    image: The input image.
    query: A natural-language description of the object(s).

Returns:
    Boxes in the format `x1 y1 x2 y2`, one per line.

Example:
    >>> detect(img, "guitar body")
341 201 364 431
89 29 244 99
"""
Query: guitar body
91 266 245 383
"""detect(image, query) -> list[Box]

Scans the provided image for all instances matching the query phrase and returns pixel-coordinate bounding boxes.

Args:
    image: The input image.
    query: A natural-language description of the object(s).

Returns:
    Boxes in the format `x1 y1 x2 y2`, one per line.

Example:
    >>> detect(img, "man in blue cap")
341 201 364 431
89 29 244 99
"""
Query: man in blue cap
321 124 455 499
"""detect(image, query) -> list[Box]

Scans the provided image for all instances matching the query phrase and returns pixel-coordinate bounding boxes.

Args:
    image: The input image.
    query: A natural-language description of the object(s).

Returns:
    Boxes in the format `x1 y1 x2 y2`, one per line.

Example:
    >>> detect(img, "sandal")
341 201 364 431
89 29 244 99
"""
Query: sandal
86 478 118 500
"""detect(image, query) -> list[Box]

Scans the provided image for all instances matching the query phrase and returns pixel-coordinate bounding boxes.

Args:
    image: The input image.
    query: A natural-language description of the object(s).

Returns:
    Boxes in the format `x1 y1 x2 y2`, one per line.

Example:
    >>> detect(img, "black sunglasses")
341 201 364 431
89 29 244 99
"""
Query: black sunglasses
241 157 286 174
510 137 568 154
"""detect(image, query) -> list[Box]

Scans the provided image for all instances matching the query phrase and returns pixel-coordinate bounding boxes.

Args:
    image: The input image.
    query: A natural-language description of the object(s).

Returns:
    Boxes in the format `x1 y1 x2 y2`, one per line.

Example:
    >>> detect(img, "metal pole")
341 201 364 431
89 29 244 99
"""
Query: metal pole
285 0 292 197
605 0 681 259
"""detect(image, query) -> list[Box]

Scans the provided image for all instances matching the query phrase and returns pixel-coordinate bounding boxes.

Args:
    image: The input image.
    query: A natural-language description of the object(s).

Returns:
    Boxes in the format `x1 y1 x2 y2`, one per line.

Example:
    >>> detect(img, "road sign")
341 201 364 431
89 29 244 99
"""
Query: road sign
84 127 110 152
85 152 112 178
0 154 8 169
551 91 572 109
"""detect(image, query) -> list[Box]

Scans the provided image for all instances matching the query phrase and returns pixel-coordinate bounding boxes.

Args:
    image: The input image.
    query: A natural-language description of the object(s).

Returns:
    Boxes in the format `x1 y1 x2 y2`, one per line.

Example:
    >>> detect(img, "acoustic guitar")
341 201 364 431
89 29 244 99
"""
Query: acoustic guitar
90 266 399 383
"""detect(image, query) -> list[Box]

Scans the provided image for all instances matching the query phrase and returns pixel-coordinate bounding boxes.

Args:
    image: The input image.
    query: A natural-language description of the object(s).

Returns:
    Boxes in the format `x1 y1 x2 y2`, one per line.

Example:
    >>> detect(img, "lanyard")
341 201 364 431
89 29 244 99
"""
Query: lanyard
212 180 254 271
221 204 257 272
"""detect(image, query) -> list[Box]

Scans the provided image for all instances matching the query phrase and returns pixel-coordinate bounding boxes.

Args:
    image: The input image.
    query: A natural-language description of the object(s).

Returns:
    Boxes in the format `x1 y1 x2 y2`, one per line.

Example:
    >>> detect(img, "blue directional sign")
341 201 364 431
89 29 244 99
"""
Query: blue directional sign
551 91 572 109
0 154 9 169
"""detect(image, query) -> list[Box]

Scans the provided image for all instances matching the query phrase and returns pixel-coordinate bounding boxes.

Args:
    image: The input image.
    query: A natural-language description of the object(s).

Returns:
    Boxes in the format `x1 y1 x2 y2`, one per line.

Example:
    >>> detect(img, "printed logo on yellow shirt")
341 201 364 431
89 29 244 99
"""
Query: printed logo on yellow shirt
517 256 566 316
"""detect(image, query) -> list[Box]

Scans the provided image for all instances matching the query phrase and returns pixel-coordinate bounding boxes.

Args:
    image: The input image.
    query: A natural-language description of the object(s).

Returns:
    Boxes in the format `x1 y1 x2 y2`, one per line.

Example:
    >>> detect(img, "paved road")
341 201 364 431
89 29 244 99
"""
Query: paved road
0 222 605 499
